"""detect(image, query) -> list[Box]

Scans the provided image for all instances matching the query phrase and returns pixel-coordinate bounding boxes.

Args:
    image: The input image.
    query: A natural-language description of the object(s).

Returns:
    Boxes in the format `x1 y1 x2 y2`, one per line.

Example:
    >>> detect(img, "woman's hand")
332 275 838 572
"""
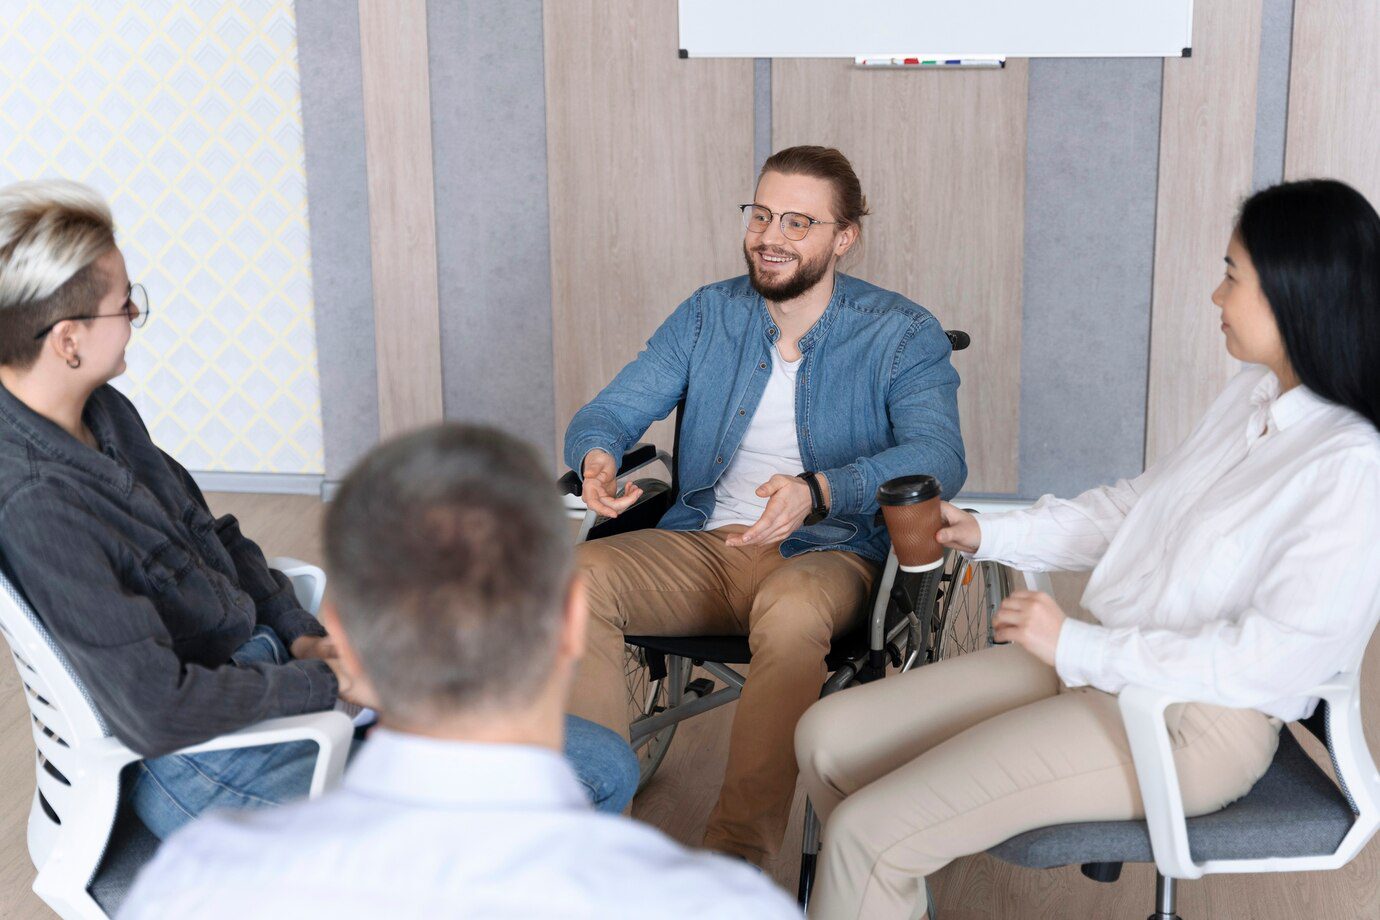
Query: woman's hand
993 590 1066 667
936 501 981 553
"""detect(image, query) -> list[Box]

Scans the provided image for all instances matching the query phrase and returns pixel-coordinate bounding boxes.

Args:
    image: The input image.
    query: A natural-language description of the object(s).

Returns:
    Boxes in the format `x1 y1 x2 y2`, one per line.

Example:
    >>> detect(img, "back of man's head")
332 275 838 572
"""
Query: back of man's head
324 423 572 723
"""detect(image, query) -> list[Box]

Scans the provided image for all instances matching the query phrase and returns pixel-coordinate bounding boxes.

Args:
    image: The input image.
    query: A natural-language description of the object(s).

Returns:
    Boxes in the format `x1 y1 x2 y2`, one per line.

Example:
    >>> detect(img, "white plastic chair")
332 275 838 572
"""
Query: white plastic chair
0 555 354 920
987 570 1380 919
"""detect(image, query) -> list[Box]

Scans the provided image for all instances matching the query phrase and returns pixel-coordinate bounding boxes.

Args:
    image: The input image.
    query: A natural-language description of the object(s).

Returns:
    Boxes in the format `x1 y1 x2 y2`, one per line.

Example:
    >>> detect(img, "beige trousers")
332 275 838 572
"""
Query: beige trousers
570 526 878 863
795 644 1282 920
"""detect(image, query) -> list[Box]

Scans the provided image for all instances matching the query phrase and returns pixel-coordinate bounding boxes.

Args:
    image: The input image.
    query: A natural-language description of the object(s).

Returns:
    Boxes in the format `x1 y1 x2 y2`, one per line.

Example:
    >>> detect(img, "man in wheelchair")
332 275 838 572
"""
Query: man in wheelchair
564 145 967 864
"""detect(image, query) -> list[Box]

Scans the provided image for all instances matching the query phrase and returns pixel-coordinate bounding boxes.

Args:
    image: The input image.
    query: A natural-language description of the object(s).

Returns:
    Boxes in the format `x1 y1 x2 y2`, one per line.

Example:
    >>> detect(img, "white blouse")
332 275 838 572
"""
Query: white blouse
975 365 1380 720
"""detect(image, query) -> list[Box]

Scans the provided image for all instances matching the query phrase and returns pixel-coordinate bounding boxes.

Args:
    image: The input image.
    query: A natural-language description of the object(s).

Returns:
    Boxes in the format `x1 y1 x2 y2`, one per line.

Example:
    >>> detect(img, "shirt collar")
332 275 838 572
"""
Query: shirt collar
343 728 590 811
756 273 845 353
1248 368 1332 436
0 382 133 493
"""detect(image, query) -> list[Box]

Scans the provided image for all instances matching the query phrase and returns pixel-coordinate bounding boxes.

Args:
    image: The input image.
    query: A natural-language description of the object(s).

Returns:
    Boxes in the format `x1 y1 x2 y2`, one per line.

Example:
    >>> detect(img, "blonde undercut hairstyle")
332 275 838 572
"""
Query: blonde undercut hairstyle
0 179 116 369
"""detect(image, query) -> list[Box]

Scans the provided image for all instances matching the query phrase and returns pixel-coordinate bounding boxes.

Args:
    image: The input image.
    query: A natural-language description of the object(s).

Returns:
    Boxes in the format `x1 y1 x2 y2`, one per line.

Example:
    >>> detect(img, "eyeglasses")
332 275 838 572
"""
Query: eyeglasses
32 282 150 341
740 204 838 242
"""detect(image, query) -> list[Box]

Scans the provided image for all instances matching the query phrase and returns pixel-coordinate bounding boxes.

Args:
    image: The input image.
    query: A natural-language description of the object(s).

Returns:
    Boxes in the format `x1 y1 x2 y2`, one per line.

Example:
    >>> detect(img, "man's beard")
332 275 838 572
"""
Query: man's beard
744 242 832 302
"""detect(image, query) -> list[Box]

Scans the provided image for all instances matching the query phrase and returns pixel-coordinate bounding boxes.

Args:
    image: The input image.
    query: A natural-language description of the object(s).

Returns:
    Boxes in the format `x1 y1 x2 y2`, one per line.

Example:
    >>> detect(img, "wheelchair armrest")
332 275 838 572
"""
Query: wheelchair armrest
558 443 667 498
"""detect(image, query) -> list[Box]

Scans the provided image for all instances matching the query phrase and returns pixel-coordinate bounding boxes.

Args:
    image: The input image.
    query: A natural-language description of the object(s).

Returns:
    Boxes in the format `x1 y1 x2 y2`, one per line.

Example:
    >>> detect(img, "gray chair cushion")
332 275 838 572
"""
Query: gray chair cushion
89 807 160 914
988 728 1355 869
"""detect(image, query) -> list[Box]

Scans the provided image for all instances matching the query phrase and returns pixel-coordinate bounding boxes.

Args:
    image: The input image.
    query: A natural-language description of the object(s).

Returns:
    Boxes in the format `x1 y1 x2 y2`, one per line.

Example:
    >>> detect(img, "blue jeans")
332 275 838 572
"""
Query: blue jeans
131 627 640 839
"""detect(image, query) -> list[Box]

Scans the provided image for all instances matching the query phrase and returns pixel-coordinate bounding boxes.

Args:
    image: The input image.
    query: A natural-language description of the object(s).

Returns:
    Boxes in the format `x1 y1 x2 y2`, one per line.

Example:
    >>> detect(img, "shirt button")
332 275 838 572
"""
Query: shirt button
759 361 767 369
738 408 746 416
716 456 724 464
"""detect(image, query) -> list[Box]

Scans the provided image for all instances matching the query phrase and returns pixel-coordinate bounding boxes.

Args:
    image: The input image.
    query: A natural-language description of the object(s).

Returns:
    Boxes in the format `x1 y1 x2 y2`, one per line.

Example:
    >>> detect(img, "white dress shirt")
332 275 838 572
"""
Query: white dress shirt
119 729 801 920
706 345 803 530
975 365 1380 720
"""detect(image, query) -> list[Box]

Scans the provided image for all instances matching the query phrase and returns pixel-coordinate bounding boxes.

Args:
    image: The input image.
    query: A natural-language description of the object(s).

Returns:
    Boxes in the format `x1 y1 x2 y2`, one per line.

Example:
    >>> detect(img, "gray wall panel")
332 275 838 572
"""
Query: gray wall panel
1017 58 1162 499
428 0 556 465
1253 0 1295 190
295 0 380 484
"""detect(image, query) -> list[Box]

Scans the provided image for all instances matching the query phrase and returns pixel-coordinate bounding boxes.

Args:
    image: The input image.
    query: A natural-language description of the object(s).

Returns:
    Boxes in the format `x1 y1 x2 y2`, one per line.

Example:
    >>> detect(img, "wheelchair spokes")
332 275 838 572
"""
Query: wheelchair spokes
625 645 683 791
934 553 1012 660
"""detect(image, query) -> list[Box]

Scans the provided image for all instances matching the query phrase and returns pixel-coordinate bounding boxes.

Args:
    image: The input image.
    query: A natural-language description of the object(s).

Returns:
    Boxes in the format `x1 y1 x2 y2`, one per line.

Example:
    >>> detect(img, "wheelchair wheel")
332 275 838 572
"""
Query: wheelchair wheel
625 645 684 791
934 553 1014 660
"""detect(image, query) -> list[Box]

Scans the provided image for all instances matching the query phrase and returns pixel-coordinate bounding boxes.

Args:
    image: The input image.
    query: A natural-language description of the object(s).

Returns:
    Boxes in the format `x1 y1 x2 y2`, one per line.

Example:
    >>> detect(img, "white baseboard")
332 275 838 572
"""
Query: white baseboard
189 471 325 496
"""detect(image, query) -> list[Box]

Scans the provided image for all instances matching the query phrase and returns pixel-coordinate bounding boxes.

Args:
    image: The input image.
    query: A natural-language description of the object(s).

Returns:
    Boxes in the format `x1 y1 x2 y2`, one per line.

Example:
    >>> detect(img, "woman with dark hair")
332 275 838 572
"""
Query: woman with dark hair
796 179 1380 920
0 180 638 840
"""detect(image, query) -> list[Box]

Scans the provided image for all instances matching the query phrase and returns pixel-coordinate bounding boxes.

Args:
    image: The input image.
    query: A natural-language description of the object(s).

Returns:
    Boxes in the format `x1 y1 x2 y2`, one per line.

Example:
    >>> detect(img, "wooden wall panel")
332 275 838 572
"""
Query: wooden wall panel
544 0 754 462
358 0 445 437
771 61 1027 494
1285 0 1380 202
1143 0 1263 465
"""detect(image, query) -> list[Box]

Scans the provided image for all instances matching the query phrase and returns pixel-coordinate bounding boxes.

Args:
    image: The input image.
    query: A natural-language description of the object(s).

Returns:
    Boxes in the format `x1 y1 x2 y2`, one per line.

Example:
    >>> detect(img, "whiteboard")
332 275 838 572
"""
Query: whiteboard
678 0 1194 59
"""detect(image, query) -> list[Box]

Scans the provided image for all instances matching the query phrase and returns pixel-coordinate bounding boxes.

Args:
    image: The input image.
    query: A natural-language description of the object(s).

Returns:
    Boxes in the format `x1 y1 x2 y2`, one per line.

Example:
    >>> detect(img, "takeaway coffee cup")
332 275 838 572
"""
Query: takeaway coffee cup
877 475 944 572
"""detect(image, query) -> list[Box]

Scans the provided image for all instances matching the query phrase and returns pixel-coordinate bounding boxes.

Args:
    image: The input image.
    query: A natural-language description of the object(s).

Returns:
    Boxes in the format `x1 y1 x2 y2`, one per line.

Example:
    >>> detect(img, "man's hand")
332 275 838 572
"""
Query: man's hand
290 634 337 662
936 501 982 554
581 449 643 518
324 656 380 710
992 590 1066 667
724 474 822 547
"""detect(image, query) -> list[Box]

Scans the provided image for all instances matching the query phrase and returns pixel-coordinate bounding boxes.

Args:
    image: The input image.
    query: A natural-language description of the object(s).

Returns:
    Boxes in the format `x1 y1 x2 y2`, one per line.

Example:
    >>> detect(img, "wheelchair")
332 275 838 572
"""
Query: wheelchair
558 329 1016 907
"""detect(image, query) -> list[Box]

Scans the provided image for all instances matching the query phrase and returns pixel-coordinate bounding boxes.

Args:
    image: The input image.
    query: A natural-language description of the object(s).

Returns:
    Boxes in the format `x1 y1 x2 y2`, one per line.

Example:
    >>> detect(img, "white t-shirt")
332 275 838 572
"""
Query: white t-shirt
705 345 803 530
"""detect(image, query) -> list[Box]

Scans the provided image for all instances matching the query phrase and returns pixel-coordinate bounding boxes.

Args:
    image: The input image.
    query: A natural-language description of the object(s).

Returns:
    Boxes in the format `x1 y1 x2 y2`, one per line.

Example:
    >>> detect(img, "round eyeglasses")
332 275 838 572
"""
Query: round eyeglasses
32 282 150 341
740 204 839 242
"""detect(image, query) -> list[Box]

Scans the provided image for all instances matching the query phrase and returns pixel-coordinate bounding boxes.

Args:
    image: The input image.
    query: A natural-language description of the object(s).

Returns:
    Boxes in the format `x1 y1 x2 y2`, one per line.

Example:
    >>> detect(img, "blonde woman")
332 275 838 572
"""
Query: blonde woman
0 180 636 839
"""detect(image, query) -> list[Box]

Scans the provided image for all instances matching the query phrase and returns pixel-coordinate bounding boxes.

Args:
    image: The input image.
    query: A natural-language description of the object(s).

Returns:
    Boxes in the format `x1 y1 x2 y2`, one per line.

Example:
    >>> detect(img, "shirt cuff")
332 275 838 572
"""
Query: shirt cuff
268 608 328 648
569 439 620 477
971 511 1026 563
292 658 339 712
818 465 863 516
1054 616 1108 689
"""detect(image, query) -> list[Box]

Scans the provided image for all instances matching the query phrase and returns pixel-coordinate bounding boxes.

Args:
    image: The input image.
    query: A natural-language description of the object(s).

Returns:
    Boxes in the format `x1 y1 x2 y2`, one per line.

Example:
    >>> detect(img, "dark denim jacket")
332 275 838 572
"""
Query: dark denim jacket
565 274 967 562
0 383 335 757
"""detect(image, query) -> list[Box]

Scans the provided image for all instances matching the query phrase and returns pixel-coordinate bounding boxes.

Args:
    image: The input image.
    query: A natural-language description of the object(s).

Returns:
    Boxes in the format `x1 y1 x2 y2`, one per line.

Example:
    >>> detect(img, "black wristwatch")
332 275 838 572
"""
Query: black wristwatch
797 471 828 525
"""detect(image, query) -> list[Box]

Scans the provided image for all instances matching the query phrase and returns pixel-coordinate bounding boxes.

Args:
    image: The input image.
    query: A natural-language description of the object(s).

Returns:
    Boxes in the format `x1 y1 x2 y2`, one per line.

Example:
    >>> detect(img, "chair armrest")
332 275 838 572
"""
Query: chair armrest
271 556 326 617
1118 683 1202 879
85 710 355 800
176 711 354 798
1119 671 1378 879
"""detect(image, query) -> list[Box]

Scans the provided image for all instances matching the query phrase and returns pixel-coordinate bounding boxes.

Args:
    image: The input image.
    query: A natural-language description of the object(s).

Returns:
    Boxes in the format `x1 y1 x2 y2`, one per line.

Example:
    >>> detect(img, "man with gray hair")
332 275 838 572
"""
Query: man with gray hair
121 424 799 918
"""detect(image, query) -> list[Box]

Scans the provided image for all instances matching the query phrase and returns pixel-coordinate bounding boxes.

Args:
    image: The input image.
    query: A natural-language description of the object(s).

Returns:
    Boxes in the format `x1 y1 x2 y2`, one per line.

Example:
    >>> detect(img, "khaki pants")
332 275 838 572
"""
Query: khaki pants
795 644 1282 920
570 526 878 863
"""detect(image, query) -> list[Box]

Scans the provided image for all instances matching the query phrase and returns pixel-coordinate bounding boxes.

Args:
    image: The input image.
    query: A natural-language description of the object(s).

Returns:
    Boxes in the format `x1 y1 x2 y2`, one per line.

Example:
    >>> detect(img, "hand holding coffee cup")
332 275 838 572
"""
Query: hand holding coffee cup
935 502 981 554
877 475 945 572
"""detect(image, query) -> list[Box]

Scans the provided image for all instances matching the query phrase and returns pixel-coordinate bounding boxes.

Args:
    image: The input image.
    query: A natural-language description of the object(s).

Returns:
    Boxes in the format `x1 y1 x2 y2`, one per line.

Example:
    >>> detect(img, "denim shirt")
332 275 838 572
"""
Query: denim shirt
0 383 335 757
565 273 967 562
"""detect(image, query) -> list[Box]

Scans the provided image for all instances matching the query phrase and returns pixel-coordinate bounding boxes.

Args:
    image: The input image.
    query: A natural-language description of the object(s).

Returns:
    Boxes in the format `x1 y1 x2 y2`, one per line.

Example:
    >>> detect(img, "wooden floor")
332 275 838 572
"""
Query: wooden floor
3 493 1380 918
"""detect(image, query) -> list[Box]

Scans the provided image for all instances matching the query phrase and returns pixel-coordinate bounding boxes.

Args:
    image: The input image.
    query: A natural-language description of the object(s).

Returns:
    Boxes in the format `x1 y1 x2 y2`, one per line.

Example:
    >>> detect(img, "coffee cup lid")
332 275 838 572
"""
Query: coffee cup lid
876 474 942 505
